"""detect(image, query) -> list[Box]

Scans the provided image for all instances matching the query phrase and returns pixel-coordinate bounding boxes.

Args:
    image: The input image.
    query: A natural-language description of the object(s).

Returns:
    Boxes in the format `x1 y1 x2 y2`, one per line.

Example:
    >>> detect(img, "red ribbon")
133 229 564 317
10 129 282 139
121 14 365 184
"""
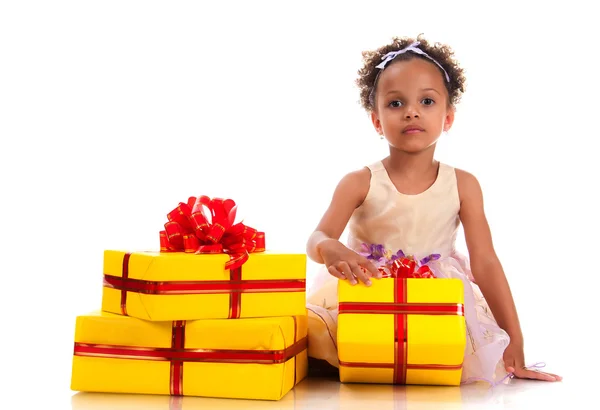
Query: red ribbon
159 196 265 270
104 275 306 295
170 321 185 395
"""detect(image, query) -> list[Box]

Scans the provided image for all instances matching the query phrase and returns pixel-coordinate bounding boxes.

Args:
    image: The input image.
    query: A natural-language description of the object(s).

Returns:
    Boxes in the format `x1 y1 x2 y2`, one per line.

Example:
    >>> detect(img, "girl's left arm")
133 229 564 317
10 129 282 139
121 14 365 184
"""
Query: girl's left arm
456 169 561 382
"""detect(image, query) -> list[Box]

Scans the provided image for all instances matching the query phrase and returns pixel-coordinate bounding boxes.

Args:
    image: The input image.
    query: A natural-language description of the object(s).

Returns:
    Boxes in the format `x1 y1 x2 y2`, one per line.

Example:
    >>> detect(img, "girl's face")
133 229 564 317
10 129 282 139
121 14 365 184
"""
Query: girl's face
370 58 454 153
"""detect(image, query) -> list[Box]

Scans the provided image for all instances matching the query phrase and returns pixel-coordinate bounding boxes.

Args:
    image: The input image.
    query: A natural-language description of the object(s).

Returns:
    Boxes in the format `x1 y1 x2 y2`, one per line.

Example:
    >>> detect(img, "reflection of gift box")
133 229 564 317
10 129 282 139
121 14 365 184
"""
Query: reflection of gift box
70 311 308 401
338 383 464 410
101 250 306 321
337 277 466 386
71 379 312 410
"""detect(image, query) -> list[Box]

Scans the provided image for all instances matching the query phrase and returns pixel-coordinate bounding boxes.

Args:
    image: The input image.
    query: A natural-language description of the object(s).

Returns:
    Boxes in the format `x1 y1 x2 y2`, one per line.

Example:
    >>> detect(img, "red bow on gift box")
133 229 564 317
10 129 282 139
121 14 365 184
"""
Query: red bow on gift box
381 256 436 279
159 196 265 270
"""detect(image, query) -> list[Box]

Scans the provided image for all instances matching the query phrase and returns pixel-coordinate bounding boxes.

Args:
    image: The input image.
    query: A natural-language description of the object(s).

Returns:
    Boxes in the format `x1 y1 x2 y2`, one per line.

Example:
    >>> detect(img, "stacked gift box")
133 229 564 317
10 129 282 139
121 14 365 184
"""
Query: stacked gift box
70 196 308 401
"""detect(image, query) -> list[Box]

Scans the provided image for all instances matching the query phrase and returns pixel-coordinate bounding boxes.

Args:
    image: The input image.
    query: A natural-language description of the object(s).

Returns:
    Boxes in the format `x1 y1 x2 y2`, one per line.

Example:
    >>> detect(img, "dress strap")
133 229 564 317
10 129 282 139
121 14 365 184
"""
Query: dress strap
365 161 385 174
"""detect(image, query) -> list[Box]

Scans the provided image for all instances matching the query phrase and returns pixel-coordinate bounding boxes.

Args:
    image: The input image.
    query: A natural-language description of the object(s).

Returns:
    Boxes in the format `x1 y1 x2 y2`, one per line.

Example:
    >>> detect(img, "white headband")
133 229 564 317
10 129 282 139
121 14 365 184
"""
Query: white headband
375 41 450 82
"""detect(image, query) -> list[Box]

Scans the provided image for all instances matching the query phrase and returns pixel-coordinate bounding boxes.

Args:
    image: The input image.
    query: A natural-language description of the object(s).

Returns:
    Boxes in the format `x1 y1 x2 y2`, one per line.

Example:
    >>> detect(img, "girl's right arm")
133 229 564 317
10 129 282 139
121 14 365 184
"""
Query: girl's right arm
306 168 380 286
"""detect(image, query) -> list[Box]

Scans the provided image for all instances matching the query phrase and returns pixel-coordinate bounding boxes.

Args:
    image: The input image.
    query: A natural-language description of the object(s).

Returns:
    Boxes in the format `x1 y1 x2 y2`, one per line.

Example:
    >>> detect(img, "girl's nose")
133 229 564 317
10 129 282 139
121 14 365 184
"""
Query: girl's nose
405 105 420 119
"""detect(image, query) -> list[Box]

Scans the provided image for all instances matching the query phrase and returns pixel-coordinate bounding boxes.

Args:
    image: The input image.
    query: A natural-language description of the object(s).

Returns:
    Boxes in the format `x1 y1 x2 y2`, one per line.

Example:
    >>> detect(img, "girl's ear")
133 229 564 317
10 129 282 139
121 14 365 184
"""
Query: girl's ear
443 106 455 132
370 110 383 136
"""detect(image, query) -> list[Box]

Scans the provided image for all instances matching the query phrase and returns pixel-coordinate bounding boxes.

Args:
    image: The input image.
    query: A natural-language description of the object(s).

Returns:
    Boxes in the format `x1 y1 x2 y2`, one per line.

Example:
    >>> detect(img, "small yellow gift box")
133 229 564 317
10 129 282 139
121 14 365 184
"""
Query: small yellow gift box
70 311 308 401
101 250 306 321
337 277 466 386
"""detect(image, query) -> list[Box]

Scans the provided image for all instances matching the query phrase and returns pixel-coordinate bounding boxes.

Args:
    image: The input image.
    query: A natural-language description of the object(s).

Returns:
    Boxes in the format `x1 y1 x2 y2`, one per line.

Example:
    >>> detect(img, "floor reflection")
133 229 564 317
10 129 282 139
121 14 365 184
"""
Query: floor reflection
71 375 519 410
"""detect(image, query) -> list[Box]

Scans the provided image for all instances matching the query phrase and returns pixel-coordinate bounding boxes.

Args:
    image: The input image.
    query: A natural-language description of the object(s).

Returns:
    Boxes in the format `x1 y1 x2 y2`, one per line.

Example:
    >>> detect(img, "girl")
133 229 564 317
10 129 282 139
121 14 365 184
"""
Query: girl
305 35 561 384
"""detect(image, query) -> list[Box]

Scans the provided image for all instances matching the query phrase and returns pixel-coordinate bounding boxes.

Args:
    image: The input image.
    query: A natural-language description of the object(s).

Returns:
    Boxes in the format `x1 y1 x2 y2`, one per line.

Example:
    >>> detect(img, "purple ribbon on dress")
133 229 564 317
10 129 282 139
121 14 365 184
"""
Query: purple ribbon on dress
359 243 440 269
359 243 388 264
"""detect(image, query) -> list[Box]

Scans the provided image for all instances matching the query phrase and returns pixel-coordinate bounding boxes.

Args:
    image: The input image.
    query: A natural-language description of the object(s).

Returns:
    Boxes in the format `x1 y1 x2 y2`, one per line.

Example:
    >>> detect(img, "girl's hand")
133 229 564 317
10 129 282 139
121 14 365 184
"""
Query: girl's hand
318 239 381 286
503 341 562 382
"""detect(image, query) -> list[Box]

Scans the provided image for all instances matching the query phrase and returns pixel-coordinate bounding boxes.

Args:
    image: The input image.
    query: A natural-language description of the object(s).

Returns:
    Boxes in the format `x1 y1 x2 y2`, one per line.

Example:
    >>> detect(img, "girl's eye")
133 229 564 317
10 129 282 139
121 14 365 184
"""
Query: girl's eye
422 98 435 106
389 100 403 108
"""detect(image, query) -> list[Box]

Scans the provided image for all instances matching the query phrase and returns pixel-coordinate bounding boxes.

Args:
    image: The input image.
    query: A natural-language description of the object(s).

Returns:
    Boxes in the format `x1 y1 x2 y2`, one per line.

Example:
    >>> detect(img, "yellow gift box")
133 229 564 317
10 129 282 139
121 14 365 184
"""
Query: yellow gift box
337 277 466 386
101 250 306 321
70 311 308 401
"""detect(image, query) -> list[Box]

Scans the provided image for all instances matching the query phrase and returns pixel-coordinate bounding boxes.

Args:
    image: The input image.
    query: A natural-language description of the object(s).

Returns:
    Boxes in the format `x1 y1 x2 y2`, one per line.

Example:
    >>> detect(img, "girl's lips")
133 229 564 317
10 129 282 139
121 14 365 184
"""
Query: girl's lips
403 128 424 134
402 124 425 134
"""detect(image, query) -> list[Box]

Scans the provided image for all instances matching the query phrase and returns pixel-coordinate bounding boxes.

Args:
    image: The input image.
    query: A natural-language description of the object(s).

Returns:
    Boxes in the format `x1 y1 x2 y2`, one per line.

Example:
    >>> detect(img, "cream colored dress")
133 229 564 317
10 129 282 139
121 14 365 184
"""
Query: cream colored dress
306 160 511 385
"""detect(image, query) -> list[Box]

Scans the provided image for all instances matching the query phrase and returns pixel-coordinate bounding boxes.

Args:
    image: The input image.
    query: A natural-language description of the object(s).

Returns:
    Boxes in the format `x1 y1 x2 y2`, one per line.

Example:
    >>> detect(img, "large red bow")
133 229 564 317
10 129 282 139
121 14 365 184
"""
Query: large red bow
159 196 265 270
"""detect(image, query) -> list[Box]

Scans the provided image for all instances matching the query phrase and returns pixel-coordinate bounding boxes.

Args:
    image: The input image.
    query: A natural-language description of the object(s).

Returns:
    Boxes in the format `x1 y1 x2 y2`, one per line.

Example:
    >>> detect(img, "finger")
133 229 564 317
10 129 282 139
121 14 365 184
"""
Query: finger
361 260 382 279
540 372 562 381
337 262 357 285
515 369 557 382
349 262 372 286
546 372 563 381
327 265 346 280
504 358 516 374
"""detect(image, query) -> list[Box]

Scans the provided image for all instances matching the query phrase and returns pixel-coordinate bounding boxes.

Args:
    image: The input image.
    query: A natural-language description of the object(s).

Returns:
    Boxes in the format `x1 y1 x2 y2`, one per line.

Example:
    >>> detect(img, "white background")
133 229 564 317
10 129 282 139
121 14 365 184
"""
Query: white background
1 0 598 406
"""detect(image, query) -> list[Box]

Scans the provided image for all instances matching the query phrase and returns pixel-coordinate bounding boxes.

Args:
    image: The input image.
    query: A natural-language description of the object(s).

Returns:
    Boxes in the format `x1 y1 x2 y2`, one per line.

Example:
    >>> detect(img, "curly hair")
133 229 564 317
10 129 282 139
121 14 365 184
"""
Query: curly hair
356 34 466 112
